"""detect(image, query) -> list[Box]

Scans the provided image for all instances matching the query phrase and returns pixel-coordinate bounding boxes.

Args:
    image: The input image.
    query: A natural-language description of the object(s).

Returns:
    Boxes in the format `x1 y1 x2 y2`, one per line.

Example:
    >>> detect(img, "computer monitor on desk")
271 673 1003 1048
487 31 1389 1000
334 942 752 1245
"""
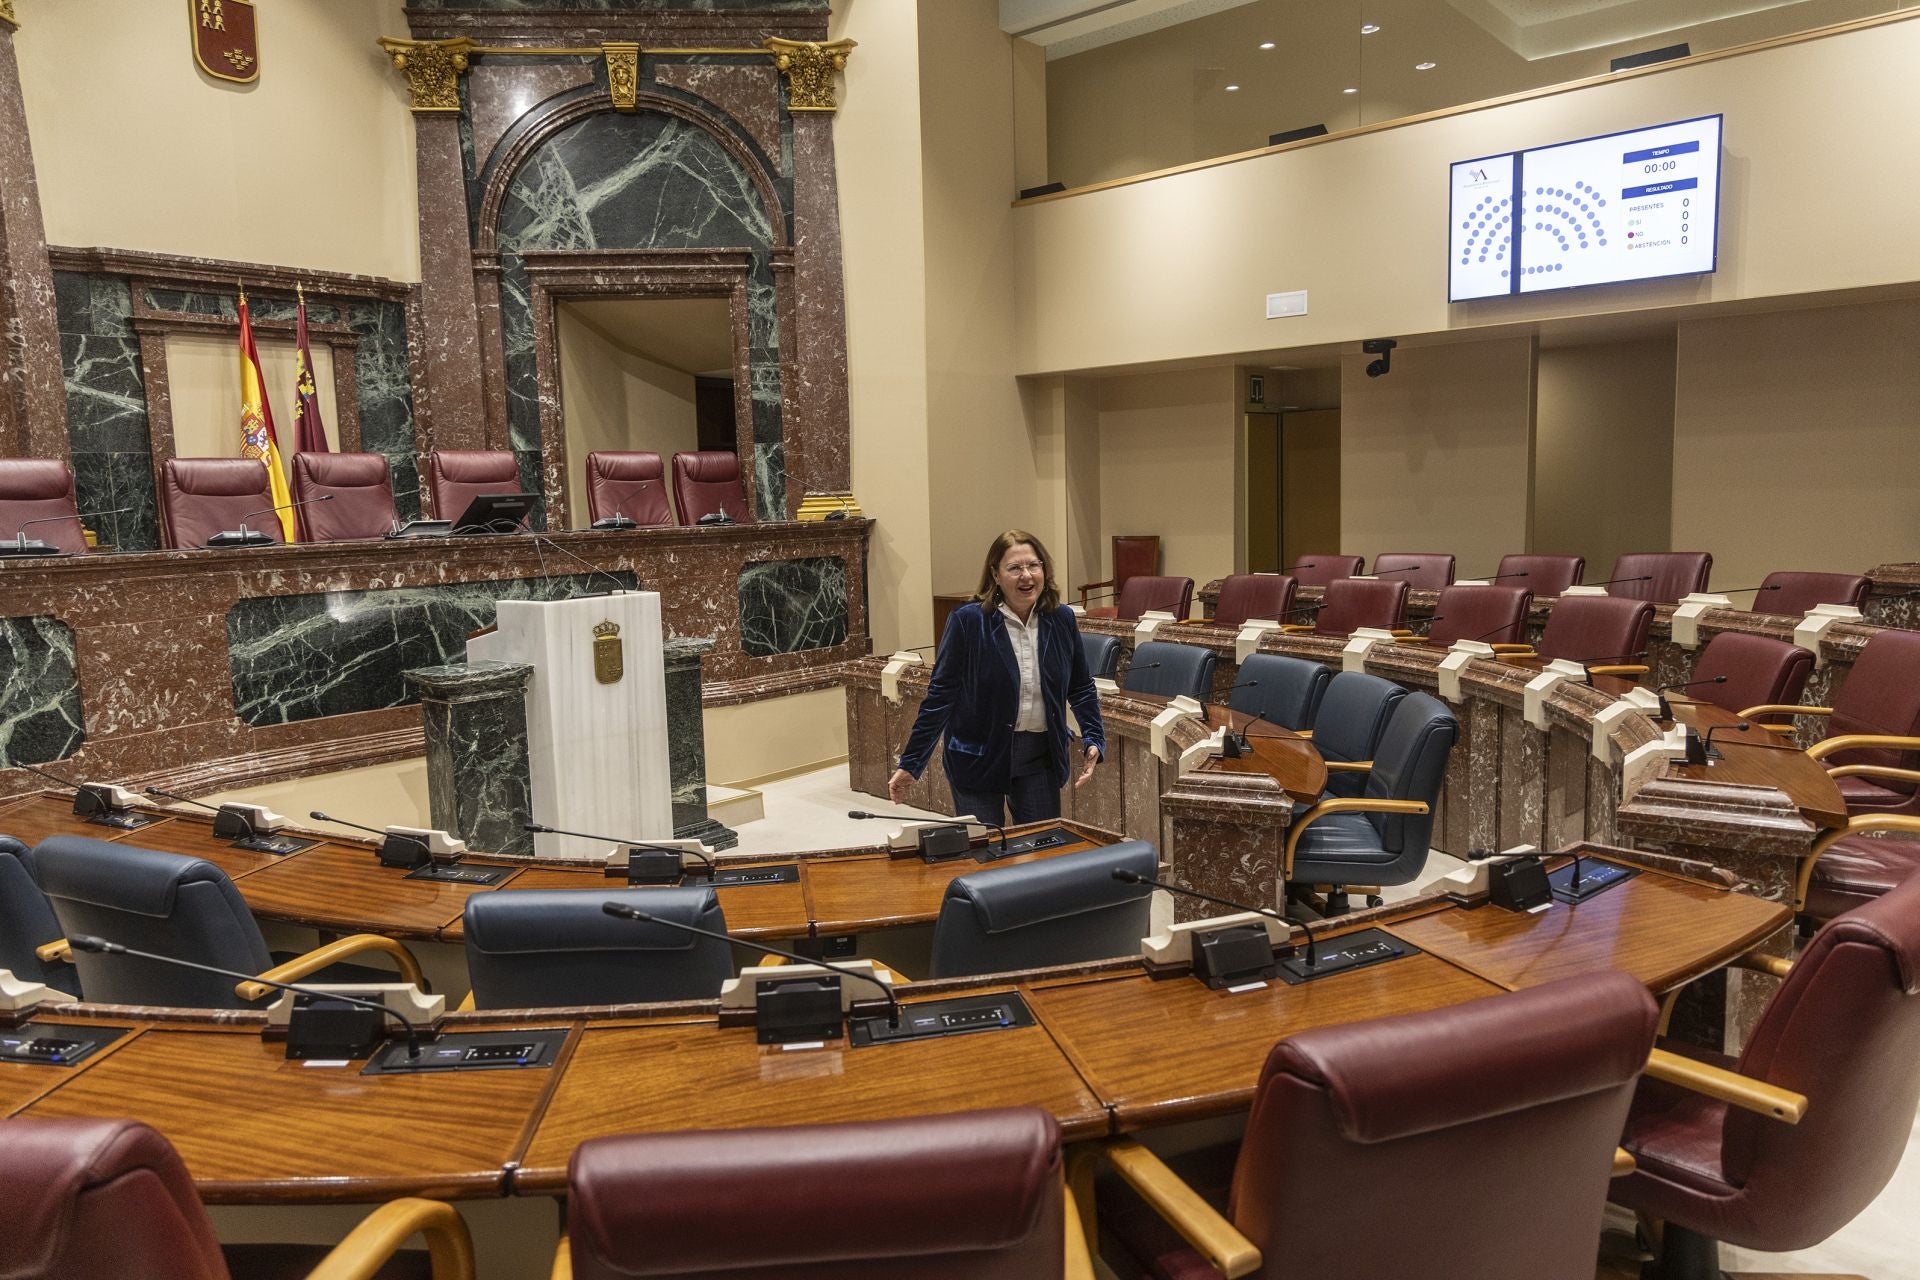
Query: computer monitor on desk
451 492 539 535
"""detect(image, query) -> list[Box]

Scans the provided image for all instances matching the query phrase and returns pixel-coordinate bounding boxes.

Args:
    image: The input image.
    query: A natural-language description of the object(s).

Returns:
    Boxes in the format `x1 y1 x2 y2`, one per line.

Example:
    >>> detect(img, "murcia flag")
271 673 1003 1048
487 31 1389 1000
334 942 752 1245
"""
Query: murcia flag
292 286 329 455
237 288 295 540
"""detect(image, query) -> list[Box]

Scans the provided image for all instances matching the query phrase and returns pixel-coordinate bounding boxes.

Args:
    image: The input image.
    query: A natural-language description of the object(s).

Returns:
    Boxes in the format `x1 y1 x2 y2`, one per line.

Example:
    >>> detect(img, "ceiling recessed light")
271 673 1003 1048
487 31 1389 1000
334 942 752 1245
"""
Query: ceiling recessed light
1361 23 1380 35
1415 61 1437 70
1342 87 1358 94
1259 41 1275 50
1225 84 1240 91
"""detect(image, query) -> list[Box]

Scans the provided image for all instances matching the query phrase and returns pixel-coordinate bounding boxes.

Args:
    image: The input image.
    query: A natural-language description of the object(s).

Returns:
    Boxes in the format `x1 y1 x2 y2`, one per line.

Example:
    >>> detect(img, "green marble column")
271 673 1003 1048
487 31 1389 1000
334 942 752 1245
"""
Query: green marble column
405 660 534 856
664 638 736 850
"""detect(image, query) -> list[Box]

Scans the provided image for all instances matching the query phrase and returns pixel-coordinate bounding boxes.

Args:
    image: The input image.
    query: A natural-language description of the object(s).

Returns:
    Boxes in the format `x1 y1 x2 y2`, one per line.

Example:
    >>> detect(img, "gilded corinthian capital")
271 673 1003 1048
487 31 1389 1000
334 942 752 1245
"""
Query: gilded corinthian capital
378 36 475 114
763 37 855 113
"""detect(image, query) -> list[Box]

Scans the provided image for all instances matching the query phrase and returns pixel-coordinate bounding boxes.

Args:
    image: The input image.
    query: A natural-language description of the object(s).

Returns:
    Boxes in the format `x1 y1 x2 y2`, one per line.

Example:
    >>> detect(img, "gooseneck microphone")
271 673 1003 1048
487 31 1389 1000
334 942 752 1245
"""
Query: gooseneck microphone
1578 575 1653 589
600 902 900 1028
210 494 334 547
847 809 1004 852
1461 570 1530 582
66 934 423 1058
524 821 716 875
5 505 132 556
1112 867 1317 969
309 809 384 836
1654 674 1728 722
146 786 258 839
526 532 630 595
1218 679 1260 754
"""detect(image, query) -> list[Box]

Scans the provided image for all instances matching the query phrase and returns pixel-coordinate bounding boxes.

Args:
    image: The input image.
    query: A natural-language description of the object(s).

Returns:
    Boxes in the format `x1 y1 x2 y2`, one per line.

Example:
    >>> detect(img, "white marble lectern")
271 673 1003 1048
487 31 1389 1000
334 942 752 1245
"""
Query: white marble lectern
468 593 673 859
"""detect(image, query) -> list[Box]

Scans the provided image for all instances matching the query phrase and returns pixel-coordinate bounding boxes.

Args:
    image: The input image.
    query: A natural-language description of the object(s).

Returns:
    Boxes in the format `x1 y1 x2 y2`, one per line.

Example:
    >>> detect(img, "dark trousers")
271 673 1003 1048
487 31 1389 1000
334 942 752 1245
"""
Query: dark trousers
947 732 1060 827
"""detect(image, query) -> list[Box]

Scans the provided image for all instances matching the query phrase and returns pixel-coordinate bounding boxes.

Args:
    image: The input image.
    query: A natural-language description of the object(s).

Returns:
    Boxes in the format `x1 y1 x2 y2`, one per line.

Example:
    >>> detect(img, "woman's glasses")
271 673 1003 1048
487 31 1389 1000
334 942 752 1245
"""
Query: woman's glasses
1001 561 1046 578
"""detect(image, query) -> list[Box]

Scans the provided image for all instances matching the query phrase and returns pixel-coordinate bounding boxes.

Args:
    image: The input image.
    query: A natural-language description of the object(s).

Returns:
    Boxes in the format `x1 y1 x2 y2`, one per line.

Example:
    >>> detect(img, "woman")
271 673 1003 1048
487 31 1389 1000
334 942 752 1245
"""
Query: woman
889 529 1105 826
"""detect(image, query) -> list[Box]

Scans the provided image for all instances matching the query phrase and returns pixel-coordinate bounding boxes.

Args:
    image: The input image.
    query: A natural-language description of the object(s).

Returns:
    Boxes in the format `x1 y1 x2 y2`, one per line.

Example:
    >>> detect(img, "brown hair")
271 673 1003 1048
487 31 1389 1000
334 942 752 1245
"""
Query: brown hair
973 529 1060 613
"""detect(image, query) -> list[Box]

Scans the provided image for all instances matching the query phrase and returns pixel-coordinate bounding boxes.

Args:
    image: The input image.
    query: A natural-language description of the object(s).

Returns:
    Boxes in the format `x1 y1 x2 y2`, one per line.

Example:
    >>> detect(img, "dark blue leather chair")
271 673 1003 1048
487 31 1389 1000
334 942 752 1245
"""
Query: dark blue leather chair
1230 654 1332 732
463 887 735 1009
0 837 78 996
1080 631 1120 680
35 836 422 1008
928 842 1157 979
1122 641 1216 703
1311 672 1409 797
1285 692 1458 912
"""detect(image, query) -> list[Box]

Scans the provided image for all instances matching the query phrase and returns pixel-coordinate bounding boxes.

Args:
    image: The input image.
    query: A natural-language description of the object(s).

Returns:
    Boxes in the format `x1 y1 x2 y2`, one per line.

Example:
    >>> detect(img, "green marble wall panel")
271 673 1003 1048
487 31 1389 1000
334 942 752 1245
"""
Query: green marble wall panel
55 271 160 552
0 616 84 768
737 556 846 656
227 570 637 726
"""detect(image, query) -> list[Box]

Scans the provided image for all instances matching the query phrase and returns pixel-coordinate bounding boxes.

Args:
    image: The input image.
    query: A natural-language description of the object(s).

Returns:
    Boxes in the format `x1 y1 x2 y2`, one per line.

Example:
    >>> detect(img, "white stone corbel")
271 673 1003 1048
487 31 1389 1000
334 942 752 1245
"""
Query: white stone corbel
880 649 924 704
1523 658 1589 730
1438 639 1493 704
1133 609 1177 646
1559 585 1608 597
1150 695 1204 762
1793 604 1863 667
1620 725 1689 802
1669 592 1733 650
1341 627 1397 673
1178 727 1229 774
1236 619 1282 663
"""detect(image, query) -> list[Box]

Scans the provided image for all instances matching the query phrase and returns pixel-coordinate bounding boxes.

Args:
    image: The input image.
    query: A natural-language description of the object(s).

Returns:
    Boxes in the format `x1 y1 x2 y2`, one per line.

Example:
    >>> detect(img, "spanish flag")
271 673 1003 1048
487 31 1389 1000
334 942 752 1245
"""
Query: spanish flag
237 287 295 540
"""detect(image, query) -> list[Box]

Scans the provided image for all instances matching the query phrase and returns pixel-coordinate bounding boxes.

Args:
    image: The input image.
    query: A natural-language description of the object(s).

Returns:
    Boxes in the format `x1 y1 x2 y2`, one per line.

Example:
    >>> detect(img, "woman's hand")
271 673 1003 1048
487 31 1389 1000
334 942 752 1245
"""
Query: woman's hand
1075 744 1100 788
887 768 914 804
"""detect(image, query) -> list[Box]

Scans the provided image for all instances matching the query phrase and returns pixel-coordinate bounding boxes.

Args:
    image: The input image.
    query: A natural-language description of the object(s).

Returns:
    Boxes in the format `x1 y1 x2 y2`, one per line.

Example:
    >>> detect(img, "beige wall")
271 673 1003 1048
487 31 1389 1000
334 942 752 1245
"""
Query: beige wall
1533 339 1676 578
165 333 338 475
833 0 933 652
1672 298 1920 590
1015 17 1920 374
1339 337 1536 573
15 0 419 281
704 687 850 788
1095 365 1238 591
554 309 698 528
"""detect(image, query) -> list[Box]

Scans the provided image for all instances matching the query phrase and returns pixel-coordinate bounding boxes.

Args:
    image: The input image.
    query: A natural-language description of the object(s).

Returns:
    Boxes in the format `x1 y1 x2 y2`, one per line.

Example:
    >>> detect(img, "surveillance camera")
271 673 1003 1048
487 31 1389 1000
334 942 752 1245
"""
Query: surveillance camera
1362 337 1396 378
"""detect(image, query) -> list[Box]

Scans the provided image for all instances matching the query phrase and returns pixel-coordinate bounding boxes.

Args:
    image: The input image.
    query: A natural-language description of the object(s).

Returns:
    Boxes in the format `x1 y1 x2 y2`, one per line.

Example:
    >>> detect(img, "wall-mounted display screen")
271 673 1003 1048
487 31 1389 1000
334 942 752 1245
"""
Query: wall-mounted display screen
1449 114 1722 301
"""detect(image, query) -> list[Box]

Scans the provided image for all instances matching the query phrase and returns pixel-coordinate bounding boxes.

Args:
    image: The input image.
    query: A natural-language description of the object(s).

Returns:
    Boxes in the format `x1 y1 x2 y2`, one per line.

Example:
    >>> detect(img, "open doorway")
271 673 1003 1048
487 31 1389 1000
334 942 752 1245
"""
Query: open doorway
555 296 737 528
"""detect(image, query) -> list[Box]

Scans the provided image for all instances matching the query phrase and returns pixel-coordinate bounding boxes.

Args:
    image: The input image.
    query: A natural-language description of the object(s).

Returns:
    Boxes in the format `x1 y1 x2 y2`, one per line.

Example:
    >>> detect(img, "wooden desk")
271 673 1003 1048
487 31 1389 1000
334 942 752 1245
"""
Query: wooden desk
514 991 1109 1192
495 862 811 942
1382 853 1789 993
22 1022 564 1203
1026 951 1502 1129
229 842 504 941
1196 708 1327 802
804 833 1107 935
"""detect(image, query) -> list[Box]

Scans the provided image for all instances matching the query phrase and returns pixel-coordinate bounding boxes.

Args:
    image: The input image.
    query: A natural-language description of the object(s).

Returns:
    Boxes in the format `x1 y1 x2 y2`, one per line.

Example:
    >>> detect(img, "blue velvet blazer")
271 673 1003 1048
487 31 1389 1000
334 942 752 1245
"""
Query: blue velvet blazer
898 601 1107 794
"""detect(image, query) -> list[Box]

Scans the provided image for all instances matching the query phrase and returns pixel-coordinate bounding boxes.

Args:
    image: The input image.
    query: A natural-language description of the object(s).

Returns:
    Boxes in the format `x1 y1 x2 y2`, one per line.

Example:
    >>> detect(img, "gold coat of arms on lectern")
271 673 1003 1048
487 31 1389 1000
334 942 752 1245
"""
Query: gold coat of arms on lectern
593 620 624 685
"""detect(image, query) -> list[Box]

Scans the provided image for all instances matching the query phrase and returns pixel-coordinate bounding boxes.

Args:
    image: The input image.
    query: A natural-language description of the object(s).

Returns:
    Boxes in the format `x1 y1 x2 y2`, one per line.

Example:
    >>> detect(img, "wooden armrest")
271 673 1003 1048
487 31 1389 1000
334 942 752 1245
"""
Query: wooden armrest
1284 799 1431 876
306 1198 475 1280
1755 723 1797 735
1729 950 1793 980
1062 1183 1096 1280
1809 732 1920 762
1796 815 1920 909
1389 628 1415 637
1323 760 1374 773
550 1234 571 1280
1645 1048 1805 1123
1077 580 1114 607
1101 1139 1261 1279
1612 1148 1636 1177
1585 664 1649 677
1495 652 1539 664
1488 643 1534 654
1278 623 1315 633
1745 704 1832 720
1825 764 1920 784
236 934 425 1002
35 939 71 965
1394 635 1432 645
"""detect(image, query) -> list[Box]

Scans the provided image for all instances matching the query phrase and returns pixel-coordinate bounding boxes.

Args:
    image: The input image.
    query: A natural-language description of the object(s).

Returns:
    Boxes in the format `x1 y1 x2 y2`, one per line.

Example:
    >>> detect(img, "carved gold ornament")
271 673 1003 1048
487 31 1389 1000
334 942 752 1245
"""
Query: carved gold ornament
0 1 17 30
593 619 625 685
378 36 475 114
762 37 855 113
605 42 640 112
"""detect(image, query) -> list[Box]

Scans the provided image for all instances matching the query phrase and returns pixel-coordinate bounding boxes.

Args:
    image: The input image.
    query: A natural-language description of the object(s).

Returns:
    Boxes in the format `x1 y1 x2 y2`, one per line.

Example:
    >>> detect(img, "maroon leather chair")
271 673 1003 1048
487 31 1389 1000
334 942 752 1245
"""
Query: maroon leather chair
1284 554 1363 588
566 1108 1074 1279
290 451 397 542
0 457 88 553
670 450 751 524
1424 584 1532 646
1605 551 1712 604
1615 874 1920 1279
159 457 280 549
1686 632 1813 729
0 1116 467 1280
1305 577 1407 637
1532 595 1655 668
1102 972 1657 1280
1077 535 1161 610
585 450 672 527
1211 573 1294 627
1757 569 1870 616
1104 574 1193 621
1794 628 1920 819
1495 553 1585 597
424 449 522 526
1370 552 1455 590
1803 820 1920 922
